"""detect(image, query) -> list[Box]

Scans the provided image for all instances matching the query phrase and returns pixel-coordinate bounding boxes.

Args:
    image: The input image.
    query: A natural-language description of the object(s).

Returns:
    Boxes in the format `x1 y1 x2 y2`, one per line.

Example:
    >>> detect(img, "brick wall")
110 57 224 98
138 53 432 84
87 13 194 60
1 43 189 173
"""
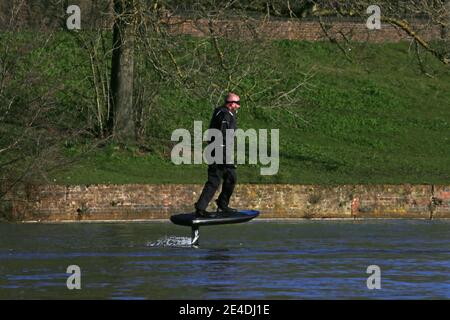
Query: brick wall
166 17 443 43
2 184 449 222
0 4 444 43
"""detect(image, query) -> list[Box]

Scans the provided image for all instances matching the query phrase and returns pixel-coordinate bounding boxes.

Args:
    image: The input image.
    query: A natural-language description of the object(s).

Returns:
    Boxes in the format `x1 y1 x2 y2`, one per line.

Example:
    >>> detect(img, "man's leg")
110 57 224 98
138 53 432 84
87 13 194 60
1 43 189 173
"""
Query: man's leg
216 165 236 210
195 164 222 211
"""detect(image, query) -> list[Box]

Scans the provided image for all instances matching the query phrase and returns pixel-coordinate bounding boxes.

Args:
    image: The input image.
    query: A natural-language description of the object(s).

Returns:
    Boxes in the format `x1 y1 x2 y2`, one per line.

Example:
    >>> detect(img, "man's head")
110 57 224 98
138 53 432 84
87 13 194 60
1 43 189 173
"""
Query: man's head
224 93 240 113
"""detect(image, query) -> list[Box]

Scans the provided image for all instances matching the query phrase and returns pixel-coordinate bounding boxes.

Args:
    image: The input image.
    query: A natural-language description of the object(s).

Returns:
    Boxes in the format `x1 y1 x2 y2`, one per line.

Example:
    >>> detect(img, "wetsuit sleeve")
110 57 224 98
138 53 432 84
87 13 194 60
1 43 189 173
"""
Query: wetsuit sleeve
212 109 231 143
219 112 232 144
211 109 232 164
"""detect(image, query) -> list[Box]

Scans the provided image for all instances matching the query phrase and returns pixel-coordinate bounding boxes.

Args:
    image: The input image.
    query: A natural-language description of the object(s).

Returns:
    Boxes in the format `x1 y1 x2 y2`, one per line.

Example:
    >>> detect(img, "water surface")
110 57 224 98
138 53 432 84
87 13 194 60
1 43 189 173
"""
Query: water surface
0 220 448 299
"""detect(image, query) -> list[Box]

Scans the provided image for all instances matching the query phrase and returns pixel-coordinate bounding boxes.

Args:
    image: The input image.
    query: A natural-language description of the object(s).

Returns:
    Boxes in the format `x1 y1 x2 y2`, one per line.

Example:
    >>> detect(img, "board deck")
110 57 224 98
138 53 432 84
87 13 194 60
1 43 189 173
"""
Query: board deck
170 210 259 227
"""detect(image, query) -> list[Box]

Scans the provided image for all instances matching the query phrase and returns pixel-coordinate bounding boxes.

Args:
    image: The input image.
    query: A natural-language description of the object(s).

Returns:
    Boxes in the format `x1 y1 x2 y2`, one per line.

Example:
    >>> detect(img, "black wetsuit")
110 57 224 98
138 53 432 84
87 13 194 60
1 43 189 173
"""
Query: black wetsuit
195 106 237 211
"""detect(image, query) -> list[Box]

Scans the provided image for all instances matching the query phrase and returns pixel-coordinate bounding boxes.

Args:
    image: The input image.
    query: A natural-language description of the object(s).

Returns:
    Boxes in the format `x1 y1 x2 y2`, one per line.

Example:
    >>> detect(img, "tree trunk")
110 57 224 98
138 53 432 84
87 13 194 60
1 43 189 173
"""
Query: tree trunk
108 0 136 144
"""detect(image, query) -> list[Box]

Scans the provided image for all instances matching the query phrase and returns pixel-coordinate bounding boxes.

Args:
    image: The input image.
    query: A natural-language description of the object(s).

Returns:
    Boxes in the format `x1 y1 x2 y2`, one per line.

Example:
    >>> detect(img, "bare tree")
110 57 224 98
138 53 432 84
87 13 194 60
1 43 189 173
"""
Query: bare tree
0 1 95 210
0 0 317 203
291 0 450 66
133 1 312 126
108 0 137 143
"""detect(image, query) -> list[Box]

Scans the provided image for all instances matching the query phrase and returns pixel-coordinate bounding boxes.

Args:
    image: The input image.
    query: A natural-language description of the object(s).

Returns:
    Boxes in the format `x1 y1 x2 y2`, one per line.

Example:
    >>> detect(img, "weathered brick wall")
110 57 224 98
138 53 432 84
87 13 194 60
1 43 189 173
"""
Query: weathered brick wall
2 184 449 222
350 185 433 218
0 4 444 43
433 185 450 218
167 17 443 43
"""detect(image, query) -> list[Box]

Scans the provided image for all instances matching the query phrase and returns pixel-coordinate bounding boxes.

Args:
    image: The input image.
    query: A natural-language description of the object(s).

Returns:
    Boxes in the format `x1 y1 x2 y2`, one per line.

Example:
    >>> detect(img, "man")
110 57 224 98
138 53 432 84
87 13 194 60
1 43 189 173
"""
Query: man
194 93 240 217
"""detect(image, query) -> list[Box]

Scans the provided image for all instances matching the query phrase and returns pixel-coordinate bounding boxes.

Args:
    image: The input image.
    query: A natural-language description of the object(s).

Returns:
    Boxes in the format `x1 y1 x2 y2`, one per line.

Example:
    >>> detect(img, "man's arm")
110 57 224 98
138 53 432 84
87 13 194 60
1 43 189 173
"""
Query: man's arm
218 110 233 164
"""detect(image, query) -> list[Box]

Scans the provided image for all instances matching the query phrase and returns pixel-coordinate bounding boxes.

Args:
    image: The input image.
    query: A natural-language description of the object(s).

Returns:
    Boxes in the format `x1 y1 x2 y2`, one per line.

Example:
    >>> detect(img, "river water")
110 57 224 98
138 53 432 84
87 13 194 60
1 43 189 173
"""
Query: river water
0 220 448 299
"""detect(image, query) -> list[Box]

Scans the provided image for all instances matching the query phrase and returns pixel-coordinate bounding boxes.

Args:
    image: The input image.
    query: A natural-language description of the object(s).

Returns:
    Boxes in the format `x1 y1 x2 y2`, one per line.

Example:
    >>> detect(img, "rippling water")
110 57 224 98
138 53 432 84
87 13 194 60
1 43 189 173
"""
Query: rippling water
0 220 449 299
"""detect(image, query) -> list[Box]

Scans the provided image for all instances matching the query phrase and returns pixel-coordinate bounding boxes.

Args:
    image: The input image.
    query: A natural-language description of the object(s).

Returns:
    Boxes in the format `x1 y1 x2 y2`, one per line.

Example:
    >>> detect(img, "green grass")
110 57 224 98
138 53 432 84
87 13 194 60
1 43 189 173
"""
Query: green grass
5 33 450 185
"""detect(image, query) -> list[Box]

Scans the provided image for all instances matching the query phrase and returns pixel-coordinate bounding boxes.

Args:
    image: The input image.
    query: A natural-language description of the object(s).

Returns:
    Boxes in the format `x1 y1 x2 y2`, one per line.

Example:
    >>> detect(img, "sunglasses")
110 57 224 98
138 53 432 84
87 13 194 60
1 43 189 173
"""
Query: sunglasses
226 100 240 105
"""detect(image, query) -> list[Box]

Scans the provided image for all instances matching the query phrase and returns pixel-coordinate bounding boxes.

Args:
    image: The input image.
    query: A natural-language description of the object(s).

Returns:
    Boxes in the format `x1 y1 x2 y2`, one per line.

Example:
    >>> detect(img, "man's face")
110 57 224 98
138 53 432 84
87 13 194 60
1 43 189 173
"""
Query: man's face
225 94 240 112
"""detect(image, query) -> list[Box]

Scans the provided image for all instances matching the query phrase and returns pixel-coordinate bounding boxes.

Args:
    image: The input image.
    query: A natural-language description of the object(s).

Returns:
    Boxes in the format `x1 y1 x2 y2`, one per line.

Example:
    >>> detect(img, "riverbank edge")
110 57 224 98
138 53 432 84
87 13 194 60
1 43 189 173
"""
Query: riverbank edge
1 184 449 222
14 218 450 224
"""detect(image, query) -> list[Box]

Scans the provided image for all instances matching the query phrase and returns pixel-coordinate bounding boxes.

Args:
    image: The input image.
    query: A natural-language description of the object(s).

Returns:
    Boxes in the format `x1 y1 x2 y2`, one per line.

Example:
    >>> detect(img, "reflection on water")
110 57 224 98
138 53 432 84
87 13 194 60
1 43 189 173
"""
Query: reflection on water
147 236 192 248
0 220 449 299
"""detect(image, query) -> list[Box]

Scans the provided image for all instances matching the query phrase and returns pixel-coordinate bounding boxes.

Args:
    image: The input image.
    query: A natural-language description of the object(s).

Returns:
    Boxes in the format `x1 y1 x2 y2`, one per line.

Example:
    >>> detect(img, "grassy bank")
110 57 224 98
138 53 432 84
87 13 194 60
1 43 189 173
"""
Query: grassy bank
3 33 450 185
